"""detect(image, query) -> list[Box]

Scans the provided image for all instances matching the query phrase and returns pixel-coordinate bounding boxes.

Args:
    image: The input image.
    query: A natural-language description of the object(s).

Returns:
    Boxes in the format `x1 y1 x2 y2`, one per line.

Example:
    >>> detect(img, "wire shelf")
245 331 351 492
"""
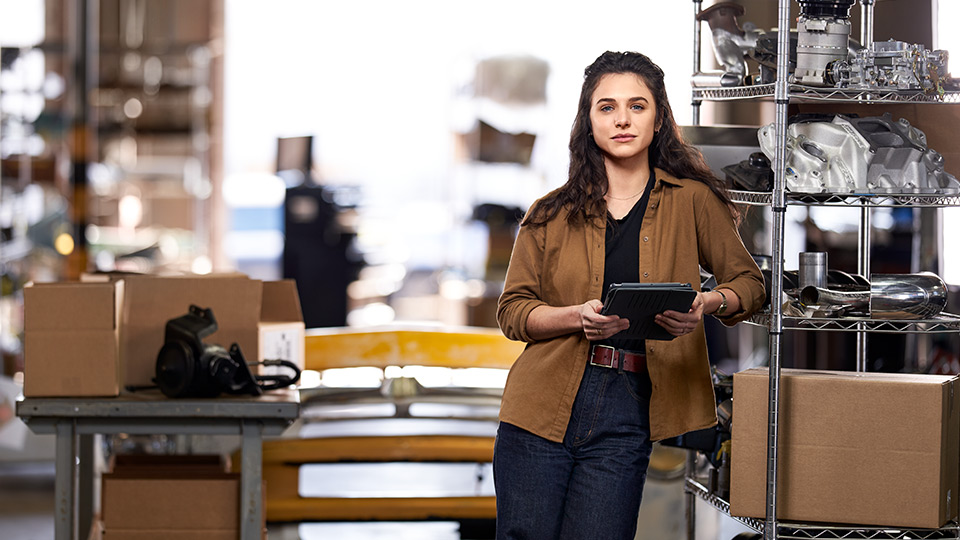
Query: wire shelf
729 190 960 208
693 84 960 104
686 477 960 539
747 312 960 333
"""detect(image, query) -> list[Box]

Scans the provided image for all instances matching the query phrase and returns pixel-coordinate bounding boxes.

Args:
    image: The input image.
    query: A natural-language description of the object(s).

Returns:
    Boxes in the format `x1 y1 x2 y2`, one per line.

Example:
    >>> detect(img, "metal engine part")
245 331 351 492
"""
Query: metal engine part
722 152 773 191
695 1 759 86
757 113 960 194
790 0 856 87
830 40 950 93
798 272 948 320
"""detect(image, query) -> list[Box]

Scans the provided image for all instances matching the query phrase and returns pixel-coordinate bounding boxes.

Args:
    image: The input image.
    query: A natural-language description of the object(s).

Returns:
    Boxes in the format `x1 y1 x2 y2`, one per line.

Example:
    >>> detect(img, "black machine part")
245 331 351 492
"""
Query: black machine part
155 305 265 398
797 0 855 19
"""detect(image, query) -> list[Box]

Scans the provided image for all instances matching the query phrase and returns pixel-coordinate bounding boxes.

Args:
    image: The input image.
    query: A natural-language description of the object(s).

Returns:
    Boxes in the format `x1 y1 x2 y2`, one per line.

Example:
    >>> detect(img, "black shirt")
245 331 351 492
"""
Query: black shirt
601 171 656 353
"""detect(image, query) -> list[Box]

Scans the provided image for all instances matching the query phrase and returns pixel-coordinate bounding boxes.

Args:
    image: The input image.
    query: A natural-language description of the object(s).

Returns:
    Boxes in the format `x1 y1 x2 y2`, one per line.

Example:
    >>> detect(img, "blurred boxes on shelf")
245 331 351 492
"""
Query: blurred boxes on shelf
731 367 960 528
23 281 124 397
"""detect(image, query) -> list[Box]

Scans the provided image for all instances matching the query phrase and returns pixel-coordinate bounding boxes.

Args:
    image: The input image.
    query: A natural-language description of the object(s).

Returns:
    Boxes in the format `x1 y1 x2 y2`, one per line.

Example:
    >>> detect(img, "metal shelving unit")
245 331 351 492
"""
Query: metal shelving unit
687 476 960 540
693 84 960 104
747 313 960 334
685 1 960 539
729 190 960 208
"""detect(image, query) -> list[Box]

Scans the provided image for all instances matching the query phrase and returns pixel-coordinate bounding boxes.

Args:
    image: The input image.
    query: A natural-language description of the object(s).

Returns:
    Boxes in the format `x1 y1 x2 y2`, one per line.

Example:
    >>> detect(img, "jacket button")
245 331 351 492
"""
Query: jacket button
643 236 649 242
643 272 649 278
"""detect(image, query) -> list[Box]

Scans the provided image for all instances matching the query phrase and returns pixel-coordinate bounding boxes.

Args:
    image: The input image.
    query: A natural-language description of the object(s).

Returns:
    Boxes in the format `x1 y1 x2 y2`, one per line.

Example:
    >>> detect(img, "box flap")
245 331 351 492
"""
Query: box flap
260 280 303 323
24 281 119 330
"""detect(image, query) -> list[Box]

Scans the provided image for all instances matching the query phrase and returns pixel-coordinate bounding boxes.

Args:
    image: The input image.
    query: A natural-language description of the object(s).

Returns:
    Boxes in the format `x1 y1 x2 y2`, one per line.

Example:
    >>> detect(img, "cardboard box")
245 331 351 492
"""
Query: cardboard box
257 280 305 378
731 367 960 528
23 281 124 397
119 274 262 389
102 474 240 530
102 454 238 532
100 454 266 539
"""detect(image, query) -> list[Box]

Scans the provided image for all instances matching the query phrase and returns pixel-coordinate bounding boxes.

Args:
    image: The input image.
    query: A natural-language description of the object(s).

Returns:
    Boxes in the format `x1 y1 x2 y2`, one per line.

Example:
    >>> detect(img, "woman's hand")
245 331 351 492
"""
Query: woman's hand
580 299 630 341
654 291 707 338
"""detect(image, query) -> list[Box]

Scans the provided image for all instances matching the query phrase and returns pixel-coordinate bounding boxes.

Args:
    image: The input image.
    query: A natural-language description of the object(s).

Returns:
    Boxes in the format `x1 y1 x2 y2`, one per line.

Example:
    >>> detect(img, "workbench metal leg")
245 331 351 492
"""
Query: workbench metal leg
78 434 94 540
55 419 77 540
241 420 264 540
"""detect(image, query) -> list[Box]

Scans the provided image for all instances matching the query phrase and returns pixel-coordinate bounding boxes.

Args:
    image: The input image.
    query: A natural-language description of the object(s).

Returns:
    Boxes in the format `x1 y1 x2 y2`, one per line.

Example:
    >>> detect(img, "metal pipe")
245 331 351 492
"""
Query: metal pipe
861 0 875 51
798 273 948 320
691 71 743 88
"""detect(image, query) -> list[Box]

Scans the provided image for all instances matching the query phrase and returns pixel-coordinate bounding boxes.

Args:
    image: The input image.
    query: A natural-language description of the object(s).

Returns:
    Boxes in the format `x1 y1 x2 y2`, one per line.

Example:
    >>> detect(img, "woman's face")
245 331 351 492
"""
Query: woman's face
589 73 659 165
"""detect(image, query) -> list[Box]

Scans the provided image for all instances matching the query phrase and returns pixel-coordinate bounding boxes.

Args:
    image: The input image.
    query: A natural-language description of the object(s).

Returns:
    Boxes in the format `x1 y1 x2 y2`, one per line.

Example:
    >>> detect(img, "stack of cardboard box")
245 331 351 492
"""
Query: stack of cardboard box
23 274 305 398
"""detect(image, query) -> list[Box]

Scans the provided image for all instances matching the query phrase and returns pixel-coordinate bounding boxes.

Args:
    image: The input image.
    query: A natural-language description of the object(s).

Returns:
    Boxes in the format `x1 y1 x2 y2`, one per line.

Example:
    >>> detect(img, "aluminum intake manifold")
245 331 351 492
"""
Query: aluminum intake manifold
758 113 960 194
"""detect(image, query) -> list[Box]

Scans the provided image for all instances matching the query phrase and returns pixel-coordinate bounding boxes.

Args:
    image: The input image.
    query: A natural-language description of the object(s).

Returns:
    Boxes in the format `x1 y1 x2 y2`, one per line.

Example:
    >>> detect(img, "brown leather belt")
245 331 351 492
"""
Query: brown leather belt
589 344 647 373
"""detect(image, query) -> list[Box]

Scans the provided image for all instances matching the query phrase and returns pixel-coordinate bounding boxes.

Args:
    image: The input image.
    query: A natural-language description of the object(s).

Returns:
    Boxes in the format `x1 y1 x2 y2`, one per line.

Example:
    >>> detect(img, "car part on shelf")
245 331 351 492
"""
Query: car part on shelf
797 272 948 319
722 152 773 191
696 2 759 86
757 113 960 194
830 40 951 94
750 30 797 84
790 0 856 86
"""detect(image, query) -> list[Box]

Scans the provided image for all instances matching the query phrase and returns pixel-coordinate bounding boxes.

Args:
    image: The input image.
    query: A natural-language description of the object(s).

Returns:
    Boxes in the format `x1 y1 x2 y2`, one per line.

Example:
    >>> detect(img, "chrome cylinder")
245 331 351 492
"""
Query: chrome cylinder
870 272 948 320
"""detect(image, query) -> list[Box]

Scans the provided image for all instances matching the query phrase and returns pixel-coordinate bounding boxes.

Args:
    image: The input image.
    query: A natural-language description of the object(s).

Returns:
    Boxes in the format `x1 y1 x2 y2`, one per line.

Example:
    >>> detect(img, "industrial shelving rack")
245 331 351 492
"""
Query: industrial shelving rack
684 1 960 539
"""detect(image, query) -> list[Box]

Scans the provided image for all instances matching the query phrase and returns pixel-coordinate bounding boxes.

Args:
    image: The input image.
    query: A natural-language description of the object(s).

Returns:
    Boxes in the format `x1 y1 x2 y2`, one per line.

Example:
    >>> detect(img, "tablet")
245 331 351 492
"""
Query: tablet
601 282 698 341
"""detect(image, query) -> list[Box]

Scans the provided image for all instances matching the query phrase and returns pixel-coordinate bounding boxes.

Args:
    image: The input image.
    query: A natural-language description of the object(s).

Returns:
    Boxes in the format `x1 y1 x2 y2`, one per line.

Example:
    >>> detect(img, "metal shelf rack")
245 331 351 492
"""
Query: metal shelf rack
729 190 960 208
746 312 960 334
693 84 960 104
686 1 960 539
686 477 960 540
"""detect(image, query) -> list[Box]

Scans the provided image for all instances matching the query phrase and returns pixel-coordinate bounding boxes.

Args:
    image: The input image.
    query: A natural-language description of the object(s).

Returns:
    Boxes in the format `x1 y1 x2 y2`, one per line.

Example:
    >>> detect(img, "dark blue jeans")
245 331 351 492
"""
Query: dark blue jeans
493 362 653 540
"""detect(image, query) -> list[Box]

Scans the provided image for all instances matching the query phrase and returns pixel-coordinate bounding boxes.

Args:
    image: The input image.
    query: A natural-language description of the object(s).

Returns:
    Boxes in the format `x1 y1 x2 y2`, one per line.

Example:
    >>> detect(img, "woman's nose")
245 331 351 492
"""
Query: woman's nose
615 114 630 128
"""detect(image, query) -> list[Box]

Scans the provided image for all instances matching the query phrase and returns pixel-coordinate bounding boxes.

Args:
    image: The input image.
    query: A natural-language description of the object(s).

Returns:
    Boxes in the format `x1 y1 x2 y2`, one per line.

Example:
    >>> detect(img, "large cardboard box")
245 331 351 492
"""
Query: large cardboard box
119 274 262 389
101 454 238 537
731 367 960 528
100 454 266 539
23 281 124 397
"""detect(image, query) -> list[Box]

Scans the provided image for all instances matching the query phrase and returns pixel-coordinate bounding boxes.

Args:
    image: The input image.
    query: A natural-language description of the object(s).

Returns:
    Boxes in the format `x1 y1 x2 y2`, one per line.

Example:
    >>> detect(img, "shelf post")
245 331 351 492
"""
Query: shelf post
857 206 871 371
692 0 703 126
764 0 792 538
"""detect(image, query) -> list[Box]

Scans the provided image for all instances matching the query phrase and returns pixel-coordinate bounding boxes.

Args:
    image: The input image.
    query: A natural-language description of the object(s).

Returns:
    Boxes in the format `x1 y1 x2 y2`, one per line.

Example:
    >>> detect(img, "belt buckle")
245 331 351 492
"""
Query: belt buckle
590 344 617 369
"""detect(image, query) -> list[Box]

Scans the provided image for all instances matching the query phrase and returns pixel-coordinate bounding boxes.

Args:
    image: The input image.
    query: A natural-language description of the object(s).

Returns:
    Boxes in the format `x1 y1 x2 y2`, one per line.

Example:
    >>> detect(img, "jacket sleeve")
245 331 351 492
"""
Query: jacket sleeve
695 191 766 326
497 220 548 343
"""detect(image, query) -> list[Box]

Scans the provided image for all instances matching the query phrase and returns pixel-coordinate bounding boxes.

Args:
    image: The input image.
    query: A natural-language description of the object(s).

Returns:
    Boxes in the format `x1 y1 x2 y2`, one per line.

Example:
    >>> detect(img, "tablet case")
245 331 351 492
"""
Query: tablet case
601 282 697 341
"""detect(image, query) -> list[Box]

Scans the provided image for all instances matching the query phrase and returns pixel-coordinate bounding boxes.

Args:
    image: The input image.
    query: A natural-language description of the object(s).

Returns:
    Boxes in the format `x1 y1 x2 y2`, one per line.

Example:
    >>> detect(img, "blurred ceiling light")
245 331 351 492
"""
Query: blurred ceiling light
123 97 143 119
0 0 44 47
118 194 143 229
345 302 396 327
191 256 213 275
223 172 286 207
54 232 74 256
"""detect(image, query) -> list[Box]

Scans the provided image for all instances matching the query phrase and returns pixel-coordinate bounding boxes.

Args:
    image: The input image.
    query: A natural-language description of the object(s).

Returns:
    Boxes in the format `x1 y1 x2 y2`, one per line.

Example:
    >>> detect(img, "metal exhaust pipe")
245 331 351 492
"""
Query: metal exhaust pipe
799 272 948 319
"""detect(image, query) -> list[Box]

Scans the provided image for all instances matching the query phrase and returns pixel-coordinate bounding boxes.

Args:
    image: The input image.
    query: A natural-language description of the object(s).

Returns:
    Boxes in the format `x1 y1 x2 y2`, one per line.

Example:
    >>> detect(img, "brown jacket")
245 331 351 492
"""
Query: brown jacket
497 168 765 442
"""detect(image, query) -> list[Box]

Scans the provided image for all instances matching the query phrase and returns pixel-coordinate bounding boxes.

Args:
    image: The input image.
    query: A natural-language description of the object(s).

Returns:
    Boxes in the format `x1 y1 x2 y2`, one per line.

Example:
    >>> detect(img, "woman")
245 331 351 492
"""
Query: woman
494 51 765 539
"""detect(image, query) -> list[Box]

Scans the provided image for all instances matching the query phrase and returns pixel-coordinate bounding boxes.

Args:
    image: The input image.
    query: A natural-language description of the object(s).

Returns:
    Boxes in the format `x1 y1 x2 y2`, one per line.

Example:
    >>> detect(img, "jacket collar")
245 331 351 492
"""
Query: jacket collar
654 167 683 187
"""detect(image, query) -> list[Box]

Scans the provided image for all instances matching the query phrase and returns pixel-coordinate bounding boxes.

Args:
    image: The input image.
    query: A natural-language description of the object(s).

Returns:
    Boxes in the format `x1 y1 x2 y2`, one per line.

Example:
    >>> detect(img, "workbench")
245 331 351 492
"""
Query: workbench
16 390 300 540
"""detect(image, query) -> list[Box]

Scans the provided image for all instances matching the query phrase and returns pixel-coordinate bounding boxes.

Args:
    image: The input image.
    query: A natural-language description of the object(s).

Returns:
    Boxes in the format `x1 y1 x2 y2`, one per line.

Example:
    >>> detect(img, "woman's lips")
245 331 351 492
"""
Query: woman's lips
613 134 636 142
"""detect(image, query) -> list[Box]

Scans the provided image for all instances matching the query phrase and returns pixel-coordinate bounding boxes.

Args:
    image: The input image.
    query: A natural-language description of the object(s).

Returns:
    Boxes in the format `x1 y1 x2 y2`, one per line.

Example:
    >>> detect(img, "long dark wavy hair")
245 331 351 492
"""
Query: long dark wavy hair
524 51 735 227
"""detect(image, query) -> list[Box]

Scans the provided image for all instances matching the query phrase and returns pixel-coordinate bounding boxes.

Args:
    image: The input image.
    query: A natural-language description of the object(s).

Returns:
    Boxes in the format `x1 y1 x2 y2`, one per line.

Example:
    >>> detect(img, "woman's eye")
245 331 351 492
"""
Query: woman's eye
631 104 644 111
600 105 614 112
